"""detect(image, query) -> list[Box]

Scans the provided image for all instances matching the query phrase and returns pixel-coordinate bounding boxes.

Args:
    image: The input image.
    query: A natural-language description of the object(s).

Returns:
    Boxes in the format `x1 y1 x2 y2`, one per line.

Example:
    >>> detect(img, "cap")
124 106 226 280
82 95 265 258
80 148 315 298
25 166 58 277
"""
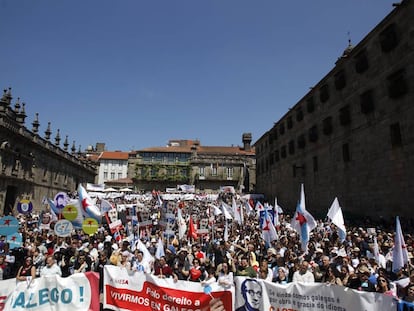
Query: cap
353 247 361 252
178 247 188 254
315 248 324 254
167 245 176 255
267 248 277 255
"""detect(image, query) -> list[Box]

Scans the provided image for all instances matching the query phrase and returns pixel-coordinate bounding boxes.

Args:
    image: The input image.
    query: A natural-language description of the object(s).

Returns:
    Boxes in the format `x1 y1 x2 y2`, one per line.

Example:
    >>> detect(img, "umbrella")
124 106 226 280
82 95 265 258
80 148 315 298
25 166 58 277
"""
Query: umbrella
103 187 117 192
120 188 133 192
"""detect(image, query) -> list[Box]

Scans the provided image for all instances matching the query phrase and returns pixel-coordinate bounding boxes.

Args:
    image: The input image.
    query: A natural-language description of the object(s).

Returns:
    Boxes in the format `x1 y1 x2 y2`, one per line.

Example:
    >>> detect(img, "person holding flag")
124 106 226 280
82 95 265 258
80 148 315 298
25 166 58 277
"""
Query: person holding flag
327 197 346 243
261 207 278 247
291 184 317 253
392 216 409 273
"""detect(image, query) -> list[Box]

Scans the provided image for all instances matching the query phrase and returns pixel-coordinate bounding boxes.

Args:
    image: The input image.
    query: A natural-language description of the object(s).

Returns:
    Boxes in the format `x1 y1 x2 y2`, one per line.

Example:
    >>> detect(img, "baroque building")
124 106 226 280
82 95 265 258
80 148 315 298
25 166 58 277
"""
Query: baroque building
255 1 414 219
128 133 255 193
0 88 96 215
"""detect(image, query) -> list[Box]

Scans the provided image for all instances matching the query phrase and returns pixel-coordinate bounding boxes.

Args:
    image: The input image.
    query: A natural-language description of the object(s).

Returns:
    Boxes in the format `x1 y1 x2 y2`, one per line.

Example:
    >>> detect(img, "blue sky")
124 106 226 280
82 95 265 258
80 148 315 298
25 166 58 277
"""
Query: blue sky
0 1 395 151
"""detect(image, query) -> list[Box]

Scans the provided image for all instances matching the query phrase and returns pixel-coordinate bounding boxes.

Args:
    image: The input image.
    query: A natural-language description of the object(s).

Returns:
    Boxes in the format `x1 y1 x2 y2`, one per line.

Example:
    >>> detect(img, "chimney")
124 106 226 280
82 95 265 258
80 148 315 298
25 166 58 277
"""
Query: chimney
242 133 252 151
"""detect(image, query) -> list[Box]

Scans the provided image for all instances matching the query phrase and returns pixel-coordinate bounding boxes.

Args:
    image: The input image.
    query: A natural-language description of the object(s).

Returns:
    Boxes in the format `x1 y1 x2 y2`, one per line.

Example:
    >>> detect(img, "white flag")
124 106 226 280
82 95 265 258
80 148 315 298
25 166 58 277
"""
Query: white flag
221 202 233 220
327 197 346 242
155 237 165 260
210 204 222 216
392 216 409 272
177 208 187 239
232 197 242 224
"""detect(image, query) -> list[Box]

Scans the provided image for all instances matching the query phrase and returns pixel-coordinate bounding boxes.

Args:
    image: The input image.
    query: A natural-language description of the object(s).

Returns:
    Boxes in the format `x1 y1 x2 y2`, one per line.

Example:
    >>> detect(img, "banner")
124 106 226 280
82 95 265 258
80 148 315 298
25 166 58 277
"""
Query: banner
104 266 234 311
104 273 399 311
234 277 397 311
0 272 99 311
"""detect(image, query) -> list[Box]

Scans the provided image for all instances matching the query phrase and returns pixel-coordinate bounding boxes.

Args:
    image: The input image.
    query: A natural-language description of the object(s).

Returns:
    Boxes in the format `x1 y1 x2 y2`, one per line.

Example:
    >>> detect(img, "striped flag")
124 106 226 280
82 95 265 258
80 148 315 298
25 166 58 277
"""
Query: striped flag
291 184 317 253
262 207 278 246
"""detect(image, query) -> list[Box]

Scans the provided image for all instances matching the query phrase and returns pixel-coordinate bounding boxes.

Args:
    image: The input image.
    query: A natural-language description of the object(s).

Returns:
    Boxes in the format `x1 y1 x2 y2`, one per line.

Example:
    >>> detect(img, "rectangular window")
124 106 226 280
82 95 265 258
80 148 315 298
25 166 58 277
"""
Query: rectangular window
287 116 293 129
279 122 285 135
288 140 295 155
150 168 157 177
297 134 306 149
342 143 350 162
380 23 399 53
313 156 318 172
339 105 351 126
319 84 330 103
360 89 375 114
212 165 217 176
110 172 115 179
307 97 315 113
118 173 122 179
334 70 346 90
296 107 303 122
281 146 287 159
387 69 408 99
275 150 280 162
104 172 108 179
390 123 402 147
323 116 333 135
309 125 318 142
199 167 205 177
355 50 369 73
227 167 233 178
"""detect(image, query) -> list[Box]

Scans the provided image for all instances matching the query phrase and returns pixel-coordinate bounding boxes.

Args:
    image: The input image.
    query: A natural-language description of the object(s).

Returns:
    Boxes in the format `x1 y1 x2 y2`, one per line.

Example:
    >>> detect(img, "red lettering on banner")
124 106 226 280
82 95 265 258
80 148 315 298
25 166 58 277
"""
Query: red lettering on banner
0 295 7 311
105 282 233 311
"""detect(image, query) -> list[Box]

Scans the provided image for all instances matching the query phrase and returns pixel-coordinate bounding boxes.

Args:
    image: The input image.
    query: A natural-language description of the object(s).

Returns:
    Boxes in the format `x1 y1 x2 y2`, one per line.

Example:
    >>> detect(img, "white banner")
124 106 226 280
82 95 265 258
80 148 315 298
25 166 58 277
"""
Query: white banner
104 268 397 311
104 265 234 311
0 272 100 311
234 277 397 311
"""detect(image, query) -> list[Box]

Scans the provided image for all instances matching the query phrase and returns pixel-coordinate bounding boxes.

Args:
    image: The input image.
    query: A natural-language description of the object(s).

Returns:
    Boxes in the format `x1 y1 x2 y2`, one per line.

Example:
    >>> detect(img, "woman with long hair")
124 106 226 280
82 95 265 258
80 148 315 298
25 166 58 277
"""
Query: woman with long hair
16 256 36 282
217 261 234 289
376 276 396 298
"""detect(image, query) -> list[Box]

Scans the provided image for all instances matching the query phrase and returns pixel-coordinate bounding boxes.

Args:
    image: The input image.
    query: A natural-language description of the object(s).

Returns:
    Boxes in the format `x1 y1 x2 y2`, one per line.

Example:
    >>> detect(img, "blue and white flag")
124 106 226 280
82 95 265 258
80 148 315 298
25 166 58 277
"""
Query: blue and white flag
291 184 317 253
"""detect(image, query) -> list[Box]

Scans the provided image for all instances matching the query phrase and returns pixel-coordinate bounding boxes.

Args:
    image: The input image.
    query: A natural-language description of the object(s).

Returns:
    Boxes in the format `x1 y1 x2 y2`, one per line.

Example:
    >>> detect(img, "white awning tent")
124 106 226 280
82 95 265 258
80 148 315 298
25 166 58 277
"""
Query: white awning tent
119 188 133 192
103 187 117 192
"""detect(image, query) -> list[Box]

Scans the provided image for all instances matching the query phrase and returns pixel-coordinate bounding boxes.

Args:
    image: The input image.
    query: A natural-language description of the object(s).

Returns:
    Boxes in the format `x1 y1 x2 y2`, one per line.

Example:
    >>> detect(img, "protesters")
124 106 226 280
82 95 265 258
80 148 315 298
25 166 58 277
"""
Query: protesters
292 261 315 283
235 256 257 278
217 261 234 289
40 255 62 277
16 256 36 282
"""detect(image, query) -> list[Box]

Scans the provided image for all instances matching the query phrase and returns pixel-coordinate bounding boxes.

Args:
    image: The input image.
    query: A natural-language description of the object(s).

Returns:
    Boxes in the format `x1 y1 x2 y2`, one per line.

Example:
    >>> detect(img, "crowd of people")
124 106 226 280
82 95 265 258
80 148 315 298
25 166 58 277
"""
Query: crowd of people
1 190 414 309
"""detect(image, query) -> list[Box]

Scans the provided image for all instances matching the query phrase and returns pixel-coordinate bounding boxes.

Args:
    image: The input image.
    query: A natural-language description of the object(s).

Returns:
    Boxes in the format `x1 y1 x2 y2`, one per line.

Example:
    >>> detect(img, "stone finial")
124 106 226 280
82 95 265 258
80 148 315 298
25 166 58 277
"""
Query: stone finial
14 97 21 113
45 122 52 140
71 141 76 153
63 135 69 151
0 89 8 112
5 88 12 105
16 102 27 125
55 129 61 146
32 113 40 134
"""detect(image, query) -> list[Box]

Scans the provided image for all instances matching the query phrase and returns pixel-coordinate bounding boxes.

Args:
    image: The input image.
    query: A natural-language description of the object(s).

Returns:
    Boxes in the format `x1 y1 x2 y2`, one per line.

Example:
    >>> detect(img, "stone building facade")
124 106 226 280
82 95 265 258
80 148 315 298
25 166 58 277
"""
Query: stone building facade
0 88 96 215
255 1 414 219
128 133 255 193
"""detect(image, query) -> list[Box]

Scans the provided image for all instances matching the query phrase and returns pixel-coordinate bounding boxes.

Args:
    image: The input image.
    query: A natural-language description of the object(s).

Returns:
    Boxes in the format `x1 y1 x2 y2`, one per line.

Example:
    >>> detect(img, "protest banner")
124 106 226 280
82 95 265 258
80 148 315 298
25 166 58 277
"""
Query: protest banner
234 277 397 311
104 265 234 311
0 272 99 311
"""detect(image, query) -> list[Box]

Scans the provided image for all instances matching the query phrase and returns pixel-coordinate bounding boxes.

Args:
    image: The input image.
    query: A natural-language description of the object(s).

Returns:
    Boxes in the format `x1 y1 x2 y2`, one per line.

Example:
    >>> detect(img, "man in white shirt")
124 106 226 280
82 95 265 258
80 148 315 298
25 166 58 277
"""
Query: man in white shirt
292 261 315 283
40 255 62 277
